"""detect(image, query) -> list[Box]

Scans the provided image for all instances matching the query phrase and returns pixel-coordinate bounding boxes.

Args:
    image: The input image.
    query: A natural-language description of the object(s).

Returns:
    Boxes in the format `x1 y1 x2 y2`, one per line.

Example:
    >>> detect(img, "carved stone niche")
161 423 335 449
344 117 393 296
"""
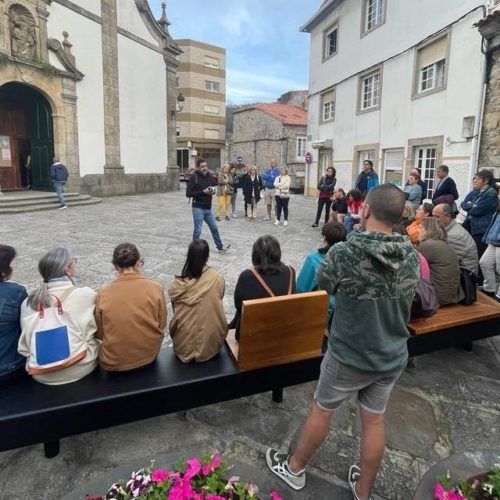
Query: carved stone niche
8 3 37 60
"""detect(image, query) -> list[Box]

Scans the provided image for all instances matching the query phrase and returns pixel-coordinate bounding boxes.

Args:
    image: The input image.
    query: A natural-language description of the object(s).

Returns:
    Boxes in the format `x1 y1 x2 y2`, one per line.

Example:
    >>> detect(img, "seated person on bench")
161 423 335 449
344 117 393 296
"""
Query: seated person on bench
296 221 346 329
18 247 99 385
229 235 296 341
95 243 167 372
169 239 227 363
0 245 27 383
417 218 463 306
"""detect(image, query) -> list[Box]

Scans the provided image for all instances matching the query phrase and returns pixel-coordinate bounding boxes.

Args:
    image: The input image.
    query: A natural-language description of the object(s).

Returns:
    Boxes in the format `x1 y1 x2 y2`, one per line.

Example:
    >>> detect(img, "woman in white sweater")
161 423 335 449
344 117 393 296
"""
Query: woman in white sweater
18 247 99 385
273 167 292 226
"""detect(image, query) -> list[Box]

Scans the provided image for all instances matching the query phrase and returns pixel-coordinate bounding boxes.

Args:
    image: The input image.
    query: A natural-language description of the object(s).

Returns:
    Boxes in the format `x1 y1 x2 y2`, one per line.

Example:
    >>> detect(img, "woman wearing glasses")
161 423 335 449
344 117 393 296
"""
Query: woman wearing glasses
18 248 99 385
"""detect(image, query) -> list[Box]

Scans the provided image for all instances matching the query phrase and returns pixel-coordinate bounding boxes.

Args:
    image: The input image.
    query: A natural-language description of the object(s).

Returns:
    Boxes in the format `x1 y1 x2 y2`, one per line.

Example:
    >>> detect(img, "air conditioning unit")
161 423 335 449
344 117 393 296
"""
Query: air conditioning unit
311 139 333 149
190 149 198 156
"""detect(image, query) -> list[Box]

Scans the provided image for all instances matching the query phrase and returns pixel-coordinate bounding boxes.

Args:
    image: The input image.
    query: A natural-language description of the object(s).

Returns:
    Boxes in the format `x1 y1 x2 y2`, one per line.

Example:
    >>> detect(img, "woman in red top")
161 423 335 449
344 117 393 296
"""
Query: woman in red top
312 167 336 227
344 189 364 232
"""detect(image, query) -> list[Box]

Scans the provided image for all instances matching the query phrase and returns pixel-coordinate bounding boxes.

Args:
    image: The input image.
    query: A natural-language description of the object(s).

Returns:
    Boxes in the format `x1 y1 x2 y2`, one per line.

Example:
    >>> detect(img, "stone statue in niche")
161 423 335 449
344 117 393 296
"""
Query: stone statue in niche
9 5 36 59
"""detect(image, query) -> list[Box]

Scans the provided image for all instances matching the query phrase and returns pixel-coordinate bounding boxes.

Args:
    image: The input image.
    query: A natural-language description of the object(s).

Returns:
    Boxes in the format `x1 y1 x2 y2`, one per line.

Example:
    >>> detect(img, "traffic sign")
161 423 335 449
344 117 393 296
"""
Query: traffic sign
305 152 312 164
236 156 243 163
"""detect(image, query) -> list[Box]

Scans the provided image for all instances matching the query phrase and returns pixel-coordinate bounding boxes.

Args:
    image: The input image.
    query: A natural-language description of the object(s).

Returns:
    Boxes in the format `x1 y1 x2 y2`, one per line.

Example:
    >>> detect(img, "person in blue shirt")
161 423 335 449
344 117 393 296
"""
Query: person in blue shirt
354 160 379 198
0 245 28 382
296 221 347 330
261 159 281 221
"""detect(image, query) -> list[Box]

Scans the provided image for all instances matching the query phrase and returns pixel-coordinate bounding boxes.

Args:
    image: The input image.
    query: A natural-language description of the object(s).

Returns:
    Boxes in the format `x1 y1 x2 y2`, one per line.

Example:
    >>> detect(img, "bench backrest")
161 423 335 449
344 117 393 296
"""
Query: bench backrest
226 291 329 371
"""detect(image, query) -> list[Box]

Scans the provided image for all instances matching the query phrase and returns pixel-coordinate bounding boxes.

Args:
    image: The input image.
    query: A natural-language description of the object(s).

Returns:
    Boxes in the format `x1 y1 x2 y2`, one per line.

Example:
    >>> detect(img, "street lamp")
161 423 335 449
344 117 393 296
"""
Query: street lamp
171 93 185 118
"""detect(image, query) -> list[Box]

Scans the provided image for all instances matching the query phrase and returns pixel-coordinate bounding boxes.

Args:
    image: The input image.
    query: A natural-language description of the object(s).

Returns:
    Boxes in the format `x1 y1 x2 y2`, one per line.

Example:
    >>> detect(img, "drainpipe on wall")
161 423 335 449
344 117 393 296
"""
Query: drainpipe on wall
469 4 489 187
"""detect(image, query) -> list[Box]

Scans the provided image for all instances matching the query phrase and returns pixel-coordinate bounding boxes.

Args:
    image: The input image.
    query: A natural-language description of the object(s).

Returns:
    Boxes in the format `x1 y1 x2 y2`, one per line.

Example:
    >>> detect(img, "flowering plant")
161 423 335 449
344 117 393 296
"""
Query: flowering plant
434 465 500 499
85 453 283 500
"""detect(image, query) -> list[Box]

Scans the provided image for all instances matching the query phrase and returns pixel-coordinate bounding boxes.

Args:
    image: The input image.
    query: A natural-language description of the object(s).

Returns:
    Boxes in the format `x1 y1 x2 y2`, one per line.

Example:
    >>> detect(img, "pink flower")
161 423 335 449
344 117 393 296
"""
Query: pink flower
184 458 202 480
434 483 466 500
151 469 170 483
270 491 283 500
168 477 195 500
202 454 222 475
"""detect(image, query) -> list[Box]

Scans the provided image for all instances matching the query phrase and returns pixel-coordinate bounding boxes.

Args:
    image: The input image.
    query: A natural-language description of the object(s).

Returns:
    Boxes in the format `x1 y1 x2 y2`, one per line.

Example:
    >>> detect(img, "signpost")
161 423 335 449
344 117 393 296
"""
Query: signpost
236 156 243 164
305 152 312 164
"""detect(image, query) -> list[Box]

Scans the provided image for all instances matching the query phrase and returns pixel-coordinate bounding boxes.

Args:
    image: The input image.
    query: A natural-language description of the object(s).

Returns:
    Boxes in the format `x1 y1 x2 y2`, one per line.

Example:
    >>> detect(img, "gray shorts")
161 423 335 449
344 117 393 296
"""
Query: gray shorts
314 351 402 414
264 188 275 205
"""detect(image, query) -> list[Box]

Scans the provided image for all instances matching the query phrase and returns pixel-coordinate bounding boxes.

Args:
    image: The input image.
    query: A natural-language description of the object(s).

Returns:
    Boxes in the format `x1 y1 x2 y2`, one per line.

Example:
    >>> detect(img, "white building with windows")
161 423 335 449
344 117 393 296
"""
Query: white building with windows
300 0 490 199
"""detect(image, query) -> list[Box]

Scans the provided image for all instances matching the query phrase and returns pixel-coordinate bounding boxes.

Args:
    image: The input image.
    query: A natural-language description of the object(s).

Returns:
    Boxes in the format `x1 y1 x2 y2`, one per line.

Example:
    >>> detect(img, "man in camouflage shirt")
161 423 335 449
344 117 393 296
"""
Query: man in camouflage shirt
266 184 419 500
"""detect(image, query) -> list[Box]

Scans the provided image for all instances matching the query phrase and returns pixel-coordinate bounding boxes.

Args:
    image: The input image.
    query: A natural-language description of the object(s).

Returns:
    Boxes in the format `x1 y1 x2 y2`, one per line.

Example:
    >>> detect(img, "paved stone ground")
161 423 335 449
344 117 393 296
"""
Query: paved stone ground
1 188 499 500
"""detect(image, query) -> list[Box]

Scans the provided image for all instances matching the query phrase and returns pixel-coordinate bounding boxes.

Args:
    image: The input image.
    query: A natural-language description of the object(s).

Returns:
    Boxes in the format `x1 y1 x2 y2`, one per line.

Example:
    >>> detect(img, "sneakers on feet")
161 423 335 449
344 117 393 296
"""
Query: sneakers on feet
215 216 221 221
311 223 318 228
59 205 67 210
264 216 271 221
232 213 237 218
218 244 231 254
348 464 372 500
284 221 288 226
266 448 305 491
274 220 280 226
225 216 230 221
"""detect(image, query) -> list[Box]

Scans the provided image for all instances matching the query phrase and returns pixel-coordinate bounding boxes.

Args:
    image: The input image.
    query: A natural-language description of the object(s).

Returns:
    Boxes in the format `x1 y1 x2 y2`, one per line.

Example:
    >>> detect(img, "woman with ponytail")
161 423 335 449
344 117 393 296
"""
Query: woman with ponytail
18 247 99 384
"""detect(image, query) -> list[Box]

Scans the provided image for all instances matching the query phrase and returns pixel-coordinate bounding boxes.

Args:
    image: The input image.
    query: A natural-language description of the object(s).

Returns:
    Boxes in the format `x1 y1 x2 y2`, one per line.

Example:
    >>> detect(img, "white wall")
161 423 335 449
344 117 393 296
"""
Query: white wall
117 3 157 45
305 0 486 196
61 0 101 17
117 35 167 174
47 2 106 176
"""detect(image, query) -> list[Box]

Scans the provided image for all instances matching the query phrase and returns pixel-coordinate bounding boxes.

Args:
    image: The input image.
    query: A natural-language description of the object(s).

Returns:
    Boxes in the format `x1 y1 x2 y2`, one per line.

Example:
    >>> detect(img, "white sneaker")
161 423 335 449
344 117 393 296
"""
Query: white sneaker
274 220 280 226
284 221 288 226
264 216 271 221
59 205 67 210
232 213 237 218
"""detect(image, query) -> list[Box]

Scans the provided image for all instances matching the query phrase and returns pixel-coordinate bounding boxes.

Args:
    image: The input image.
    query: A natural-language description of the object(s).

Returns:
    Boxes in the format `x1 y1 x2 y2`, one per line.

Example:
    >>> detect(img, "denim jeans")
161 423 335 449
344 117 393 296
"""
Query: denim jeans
53 181 66 207
192 206 223 250
231 192 237 215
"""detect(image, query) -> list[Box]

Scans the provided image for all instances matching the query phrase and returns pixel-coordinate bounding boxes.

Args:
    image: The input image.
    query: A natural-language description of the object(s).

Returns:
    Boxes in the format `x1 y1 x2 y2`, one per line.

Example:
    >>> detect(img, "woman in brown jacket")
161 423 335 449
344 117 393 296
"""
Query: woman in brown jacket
168 239 227 363
95 243 167 371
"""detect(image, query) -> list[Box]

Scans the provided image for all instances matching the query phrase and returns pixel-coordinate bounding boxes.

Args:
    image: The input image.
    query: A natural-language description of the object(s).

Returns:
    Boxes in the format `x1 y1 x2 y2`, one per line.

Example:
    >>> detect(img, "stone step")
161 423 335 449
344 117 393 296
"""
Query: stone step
0 197 102 214
0 192 81 204
0 194 92 208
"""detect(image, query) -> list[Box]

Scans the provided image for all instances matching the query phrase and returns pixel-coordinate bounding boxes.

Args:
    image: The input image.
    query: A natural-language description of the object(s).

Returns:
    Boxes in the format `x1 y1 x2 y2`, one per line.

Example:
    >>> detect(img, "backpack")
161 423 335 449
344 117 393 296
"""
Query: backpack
54 164 69 182
27 289 87 375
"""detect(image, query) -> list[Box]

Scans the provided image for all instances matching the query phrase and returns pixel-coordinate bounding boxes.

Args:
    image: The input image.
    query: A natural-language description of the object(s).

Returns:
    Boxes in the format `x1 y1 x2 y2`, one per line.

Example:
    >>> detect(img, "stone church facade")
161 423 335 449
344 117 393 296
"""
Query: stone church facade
0 0 181 196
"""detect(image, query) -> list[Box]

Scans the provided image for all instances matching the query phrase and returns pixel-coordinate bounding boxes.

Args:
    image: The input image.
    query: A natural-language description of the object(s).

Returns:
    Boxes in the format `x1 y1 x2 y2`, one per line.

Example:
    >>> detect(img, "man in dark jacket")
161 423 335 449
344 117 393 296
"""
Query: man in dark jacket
354 160 379 197
50 157 69 209
432 164 459 205
186 158 230 254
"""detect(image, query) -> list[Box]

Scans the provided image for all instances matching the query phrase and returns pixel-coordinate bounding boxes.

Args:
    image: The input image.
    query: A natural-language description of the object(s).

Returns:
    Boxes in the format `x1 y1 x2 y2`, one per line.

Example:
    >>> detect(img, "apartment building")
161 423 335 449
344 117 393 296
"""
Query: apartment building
176 39 226 174
301 0 490 198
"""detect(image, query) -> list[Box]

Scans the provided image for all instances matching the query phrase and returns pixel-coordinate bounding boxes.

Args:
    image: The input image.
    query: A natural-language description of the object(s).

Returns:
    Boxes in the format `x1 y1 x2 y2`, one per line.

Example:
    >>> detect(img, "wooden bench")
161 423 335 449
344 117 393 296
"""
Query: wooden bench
407 291 500 356
0 292 328 458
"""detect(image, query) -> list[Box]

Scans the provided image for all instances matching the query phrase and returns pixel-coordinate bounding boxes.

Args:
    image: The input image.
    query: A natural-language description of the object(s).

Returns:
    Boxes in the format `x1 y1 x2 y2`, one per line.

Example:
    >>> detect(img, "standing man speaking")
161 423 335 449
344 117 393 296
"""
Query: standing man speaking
186 158 230 254
261 159 281 221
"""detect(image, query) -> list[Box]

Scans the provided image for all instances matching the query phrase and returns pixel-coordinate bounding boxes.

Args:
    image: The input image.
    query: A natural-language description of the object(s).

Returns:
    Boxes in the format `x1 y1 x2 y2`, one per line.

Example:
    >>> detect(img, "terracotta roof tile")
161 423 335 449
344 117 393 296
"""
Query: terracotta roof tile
252 103 308 126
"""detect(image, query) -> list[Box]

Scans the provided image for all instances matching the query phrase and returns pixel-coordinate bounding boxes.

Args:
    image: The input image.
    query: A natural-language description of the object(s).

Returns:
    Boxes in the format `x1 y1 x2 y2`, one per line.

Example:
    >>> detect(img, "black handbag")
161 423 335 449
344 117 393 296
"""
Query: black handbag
459 267 477 305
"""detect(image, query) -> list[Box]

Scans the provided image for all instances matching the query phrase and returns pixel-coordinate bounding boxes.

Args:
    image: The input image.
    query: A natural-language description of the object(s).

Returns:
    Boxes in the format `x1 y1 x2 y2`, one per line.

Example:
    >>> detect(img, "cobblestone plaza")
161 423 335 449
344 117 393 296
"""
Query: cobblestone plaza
1 190 499 499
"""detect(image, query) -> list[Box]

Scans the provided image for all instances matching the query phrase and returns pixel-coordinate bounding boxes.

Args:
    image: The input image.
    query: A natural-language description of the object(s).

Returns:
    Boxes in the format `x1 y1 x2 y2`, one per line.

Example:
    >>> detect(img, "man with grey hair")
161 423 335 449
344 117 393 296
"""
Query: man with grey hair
433 203 478 274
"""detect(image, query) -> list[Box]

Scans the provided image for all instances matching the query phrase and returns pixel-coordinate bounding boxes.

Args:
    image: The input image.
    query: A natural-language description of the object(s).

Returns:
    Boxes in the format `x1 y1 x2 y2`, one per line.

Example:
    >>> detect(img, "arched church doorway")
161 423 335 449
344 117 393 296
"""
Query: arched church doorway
0 82 54 190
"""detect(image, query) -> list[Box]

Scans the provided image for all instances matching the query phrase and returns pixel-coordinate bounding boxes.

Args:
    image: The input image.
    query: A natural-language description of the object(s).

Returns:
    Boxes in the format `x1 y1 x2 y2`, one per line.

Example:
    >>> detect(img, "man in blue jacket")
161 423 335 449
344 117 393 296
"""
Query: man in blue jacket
261 159 281 221
355 160 379 198
50 157 69 209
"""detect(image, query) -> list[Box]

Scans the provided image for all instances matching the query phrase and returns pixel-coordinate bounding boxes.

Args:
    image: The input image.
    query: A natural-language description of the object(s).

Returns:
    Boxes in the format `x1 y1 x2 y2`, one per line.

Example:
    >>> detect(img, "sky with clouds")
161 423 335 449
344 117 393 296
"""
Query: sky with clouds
150 1 320 105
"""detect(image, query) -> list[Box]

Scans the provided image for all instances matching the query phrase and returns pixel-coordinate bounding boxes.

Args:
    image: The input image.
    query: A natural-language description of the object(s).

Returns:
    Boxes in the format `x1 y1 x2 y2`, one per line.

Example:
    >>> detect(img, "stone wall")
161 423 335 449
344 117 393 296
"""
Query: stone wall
230 109 306 189
479 48 500 170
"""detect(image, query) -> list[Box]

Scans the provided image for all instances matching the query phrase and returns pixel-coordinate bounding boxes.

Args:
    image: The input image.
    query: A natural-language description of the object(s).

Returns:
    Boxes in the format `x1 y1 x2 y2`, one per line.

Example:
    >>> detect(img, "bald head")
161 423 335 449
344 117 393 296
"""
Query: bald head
433 203 453 228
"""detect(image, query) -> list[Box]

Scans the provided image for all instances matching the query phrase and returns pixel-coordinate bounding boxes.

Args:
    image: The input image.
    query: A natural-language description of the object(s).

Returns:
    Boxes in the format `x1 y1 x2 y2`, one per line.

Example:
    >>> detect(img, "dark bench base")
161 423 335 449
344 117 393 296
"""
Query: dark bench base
407 317 500 357
0 345 321 458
